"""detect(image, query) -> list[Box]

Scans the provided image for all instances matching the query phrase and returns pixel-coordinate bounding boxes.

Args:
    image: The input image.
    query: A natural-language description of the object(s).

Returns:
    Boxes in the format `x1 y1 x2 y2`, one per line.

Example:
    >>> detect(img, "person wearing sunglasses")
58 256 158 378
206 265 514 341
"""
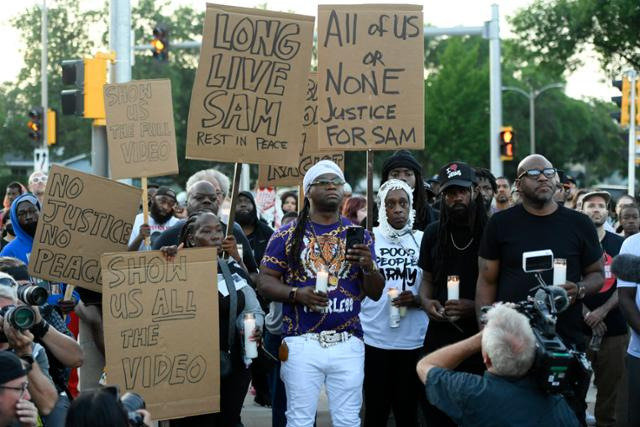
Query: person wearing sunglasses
0 351 38 427
476 154 604 426
27 172 47 206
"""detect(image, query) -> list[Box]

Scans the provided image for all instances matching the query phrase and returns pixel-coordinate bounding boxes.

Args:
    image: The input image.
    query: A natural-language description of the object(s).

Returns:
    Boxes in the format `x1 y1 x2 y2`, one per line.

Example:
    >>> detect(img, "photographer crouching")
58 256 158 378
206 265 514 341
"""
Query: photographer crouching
416 304 579 426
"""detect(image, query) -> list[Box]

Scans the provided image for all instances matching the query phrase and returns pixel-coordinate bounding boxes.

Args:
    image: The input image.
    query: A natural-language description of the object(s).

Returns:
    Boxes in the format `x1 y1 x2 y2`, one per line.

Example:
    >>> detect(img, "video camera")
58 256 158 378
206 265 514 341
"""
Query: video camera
517 250 592 396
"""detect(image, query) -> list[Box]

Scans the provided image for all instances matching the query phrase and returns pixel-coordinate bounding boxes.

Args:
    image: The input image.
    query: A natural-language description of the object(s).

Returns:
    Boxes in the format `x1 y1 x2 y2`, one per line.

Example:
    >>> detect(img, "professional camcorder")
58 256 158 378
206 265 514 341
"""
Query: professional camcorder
517 250 592 396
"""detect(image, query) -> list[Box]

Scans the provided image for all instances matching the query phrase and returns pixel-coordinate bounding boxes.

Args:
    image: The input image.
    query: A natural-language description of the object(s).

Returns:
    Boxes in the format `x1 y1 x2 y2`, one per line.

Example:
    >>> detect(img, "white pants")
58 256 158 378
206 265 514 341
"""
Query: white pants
281 335 365 427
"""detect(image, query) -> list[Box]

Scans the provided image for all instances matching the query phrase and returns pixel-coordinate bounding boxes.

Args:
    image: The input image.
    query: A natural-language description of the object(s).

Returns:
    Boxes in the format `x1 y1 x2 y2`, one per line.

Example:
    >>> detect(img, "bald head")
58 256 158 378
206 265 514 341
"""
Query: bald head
187 180 219 215
517 155 553 177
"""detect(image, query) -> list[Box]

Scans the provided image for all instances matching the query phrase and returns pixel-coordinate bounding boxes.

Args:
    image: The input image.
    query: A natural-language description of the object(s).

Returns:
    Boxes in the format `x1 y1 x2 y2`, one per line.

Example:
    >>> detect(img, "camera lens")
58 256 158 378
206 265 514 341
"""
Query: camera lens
0 305 36 330
17 284 49 306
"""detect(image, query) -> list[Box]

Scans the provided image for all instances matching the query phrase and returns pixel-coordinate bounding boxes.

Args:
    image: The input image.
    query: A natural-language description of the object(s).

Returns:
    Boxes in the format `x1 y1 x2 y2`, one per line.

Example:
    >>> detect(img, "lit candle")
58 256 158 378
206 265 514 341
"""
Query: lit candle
315 267 329 294
388 288 401 328
243 313 258 359
237 244 243 259
553 258 567 286
447 275 460 300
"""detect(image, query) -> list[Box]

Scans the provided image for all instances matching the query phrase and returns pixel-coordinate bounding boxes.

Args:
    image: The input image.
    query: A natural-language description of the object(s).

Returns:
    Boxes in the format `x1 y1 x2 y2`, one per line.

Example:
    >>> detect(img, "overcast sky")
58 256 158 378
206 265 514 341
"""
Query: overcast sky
0 0 614 102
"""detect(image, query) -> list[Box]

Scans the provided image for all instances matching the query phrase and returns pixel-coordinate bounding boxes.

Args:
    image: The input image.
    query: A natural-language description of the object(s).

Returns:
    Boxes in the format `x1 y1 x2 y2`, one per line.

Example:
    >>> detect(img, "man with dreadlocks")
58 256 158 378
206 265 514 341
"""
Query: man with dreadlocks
417 162 488 427
359 179 428 427
258 160 384 427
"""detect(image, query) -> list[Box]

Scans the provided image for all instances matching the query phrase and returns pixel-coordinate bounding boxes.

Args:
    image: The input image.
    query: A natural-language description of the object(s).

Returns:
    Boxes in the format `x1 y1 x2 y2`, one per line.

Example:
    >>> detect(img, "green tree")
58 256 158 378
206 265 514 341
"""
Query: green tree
509 0 640 74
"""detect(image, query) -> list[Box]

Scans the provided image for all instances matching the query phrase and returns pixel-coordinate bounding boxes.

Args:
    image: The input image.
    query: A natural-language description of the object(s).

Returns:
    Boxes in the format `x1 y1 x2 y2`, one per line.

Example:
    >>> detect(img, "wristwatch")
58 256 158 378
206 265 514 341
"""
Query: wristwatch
31 319 50 340
576 282 586 300
288 287 298 303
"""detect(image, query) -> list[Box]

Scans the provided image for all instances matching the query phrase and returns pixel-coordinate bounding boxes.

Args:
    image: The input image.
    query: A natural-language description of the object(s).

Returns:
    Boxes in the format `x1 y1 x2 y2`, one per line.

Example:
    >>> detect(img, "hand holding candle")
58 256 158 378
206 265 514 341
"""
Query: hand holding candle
446 276 460 321
315 266 329 312
388 288 401 328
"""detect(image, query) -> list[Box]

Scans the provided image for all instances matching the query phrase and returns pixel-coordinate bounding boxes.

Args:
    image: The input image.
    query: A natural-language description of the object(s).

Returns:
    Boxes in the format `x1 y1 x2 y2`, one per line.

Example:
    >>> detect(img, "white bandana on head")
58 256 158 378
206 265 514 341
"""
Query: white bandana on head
303 160 345 195
376 179 415 241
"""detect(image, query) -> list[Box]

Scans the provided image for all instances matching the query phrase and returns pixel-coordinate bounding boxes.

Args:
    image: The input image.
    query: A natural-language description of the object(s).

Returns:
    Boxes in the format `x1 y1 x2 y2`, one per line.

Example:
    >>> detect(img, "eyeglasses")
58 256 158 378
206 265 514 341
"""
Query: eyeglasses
517 168 557 180
30 177 47 184
310 178 345 187
0 381 29 399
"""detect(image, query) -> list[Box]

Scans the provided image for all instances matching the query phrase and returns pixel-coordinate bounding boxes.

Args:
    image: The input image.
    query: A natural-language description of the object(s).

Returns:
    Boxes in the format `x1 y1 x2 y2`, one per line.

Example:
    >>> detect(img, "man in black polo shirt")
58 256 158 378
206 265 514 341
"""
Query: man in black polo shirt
580 190 627 427
476 154 604 426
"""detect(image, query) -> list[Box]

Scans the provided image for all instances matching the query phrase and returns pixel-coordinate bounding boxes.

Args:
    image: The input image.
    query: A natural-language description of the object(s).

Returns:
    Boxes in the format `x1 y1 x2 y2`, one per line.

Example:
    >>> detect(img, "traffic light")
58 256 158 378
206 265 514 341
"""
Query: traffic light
500 126 515 161
47 108 57 146
27 107 43 142
151 25 169 61
611 78 630 126
61 53 112 119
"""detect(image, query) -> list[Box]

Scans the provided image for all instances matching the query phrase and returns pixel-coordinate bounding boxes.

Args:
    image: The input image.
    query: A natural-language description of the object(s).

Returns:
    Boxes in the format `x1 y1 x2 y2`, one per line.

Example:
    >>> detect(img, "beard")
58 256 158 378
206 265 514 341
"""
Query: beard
447 203 470 224
150 203 173 224
496 194 509 204
235 210 256 226
22 221 38 237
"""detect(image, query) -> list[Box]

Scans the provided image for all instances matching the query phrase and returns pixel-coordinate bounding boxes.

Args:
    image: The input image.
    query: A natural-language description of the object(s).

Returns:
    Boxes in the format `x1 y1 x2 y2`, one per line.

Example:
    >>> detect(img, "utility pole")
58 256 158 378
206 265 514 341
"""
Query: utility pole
502 82 564 154
36 0 49 173
628 70 637 197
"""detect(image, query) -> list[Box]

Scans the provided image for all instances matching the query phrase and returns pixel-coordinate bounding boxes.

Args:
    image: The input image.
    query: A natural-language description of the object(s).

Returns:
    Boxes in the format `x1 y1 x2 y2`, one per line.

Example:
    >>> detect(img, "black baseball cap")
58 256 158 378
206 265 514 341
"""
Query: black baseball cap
0 351 30 384
155 187 177 201
438 162 476 193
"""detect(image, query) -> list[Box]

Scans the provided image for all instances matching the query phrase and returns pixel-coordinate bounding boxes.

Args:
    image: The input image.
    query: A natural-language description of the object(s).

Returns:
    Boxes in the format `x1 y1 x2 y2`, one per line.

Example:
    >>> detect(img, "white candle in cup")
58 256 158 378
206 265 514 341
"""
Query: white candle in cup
237 244 243 259
315 267 329 294
553 258 567 286
243 313 258 359
447 275 460 300
388 288 401 328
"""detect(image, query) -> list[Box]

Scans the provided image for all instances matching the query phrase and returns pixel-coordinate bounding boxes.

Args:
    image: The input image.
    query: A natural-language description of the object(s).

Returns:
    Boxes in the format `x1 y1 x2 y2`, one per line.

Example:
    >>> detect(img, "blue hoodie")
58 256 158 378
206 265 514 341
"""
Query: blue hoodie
0 193 41 265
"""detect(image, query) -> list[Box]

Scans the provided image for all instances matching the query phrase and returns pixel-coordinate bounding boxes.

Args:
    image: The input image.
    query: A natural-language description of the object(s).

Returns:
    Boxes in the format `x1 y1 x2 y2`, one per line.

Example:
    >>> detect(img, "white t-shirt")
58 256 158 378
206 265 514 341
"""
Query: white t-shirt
617 233 640 358
128 213 180 250
360 228 428 350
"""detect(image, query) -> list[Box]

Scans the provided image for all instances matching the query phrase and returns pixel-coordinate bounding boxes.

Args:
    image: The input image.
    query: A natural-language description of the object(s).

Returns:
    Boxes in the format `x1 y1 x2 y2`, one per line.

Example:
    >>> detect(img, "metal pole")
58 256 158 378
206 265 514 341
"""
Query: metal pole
629 70 637 197
39 0 48 172
529 88 535 154
488 4 503 177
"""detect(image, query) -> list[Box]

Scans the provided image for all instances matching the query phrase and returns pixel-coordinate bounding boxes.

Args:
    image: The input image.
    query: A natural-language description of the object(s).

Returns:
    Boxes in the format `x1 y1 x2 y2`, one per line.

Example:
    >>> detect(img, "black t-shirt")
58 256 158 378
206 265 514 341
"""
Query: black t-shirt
583 231 627 337
479 204 603 346
246 220 274 265
419 221 482 372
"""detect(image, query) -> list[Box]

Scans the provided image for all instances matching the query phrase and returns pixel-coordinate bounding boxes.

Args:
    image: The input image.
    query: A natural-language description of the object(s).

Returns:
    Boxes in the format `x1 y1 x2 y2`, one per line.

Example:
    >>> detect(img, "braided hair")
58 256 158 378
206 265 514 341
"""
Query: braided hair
432 188 488 288
179 211 206 248
288 197 310 271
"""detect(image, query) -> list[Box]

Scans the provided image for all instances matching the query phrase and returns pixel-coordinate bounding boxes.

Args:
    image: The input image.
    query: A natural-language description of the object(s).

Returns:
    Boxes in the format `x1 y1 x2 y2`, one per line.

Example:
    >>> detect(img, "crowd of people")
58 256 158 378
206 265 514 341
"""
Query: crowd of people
0 150 640 427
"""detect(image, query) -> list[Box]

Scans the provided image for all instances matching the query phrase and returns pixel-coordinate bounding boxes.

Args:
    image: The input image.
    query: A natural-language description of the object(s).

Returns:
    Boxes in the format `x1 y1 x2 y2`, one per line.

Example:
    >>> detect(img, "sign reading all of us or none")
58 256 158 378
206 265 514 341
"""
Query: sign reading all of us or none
258 73 344 186
104 79 179 179
317 5 424 151
186 4 315 167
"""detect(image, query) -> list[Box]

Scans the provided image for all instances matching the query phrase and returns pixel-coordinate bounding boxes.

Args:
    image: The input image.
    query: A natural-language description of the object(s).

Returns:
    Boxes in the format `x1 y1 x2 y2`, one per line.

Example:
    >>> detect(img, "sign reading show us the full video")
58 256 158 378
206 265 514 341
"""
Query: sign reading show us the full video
186 4 315 166
317 5 424 151
102 248 220 420
104 79 179 179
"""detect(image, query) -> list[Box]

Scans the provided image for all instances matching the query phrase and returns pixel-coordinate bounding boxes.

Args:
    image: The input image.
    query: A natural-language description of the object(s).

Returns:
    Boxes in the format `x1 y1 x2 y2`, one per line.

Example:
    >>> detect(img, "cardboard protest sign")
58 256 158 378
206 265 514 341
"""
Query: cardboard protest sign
102 248 220 420
317 5 424 151
104 79 179 179
186 4 314 166
28 165 141 293
258 73 345 186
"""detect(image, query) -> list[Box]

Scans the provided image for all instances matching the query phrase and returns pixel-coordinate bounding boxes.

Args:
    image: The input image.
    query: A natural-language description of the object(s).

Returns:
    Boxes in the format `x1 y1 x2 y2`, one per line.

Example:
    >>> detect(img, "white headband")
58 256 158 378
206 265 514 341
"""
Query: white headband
303 160 345 195
376 179 415 240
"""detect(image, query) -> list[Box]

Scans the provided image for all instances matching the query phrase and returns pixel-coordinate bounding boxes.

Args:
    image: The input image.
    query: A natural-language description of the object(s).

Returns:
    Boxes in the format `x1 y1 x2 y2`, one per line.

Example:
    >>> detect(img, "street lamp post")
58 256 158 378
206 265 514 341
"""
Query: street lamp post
502 83 564 154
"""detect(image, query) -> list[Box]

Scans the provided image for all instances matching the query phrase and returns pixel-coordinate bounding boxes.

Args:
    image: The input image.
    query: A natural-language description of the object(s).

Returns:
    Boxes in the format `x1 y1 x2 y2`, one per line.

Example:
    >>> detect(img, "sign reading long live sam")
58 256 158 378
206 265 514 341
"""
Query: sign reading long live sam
186 4 315 166
317 5 424 151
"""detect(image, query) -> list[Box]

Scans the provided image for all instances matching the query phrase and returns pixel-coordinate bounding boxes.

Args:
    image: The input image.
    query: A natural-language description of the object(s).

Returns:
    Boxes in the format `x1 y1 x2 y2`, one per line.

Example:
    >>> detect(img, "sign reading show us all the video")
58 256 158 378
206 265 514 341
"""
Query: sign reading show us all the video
258 73 344 186
186 4 315 166
104 79 179 179
317 5 424 151
102 248 220 420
